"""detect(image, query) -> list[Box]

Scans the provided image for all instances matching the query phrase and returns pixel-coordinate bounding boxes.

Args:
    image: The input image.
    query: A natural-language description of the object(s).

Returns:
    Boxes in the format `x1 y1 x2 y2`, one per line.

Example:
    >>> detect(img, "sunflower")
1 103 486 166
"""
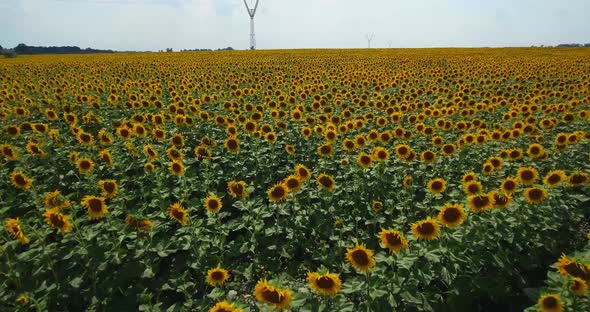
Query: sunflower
253 280 292 310
204 194 223 213
133 123 147 137
76 131 94 146
168 202 188 226
224 137 240 153
316 173 336 191
207 266 229 286
463 180 483 195
125 215 154 231
307 272 342 296
441 143 456 156
427 177 446 194
16 294 29 305
42 208 72 234
394 144 411 158
267 183 289 202
1 144 18 161
527 143 545 158
5 218 29 244
411 217 441 240
379 229 408 252
345 243 376 272
77 157 95 174
507 148 523 160
81 195 108 220
482 162 494 175
372 146 390 161
194 145 212 159
170 133 184 148
166 147 184 161
543 170 566 187
116 126 132 140
285 144 295 155
144 162 155 172
32 123 48 134
26 142 46 157
99 179 119 198
317 143 333 157
556 254 590 280
438 203 467 227
294 164 311 181
209 301 242 312
537 294 563 312
490 191 512 209
168 161 185 176
43 190 70 210
462 172 478 184
227 180 248 199
98 150 113 167
143 145 159 160
356 152 373 169
523 187 547 204
342 139 356 152
283 175 302 192
371 200 383 212
10 170 33 190
500 177 519 195
403 175 413 189
420 150 437 164
517 167 539 185
467 193 492 213
567 171 589 187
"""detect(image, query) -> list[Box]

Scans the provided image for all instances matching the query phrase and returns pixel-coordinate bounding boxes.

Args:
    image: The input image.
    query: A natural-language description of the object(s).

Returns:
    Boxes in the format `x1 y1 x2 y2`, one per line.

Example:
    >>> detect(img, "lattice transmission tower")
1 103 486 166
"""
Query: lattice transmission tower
243 0 260 50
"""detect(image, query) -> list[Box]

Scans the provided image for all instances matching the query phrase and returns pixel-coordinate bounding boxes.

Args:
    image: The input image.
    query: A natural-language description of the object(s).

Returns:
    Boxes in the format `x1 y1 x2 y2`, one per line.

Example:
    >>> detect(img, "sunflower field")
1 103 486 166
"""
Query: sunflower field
1 48 590 311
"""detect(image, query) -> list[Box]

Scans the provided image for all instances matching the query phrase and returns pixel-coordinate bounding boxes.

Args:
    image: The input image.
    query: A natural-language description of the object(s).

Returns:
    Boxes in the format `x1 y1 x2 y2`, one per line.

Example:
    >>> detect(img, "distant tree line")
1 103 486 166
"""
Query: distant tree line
10 43 114 54
556 43 590 47
179 47 235 52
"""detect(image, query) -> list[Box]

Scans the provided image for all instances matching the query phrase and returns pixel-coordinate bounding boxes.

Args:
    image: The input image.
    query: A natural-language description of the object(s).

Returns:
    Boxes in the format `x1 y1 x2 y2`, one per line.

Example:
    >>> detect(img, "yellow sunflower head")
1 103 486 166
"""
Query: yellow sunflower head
253 279 292 310
411 217 441 240
294 164 311 181
379 229 408 253
267 183 289 203
81 195 108 220
316 173 336 191
306 271 342 296
468 193 493 213
204 194 223 213
207 266 229 287
99 179 119 198
523 187 547 204
42 208 72 234
208 300 242 312
438 203 467 228
427 177 446 194
345 243 376 272
517 166 539 185
537 294 563 312
168 202 188 226
283 175 303 193
227 180 248 199
10 170 33 190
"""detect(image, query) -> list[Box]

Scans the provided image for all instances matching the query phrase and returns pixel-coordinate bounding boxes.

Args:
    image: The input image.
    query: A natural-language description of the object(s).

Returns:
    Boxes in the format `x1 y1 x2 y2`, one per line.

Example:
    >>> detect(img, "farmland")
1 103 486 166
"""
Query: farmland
1 48 589 311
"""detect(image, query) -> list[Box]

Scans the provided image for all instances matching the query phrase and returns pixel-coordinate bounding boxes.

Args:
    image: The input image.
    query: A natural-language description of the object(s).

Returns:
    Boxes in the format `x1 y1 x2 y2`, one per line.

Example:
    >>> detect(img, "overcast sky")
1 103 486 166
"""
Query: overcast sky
1 0 589 51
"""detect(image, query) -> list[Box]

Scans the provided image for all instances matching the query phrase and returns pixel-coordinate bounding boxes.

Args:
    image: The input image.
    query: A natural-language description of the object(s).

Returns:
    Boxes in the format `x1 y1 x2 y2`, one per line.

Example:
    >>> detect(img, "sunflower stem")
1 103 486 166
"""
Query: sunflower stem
365 272 372 311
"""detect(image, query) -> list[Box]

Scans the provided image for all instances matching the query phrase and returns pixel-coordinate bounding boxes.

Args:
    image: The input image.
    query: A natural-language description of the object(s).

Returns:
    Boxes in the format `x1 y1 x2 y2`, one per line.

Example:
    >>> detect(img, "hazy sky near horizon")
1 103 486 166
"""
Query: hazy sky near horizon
1 0 589 51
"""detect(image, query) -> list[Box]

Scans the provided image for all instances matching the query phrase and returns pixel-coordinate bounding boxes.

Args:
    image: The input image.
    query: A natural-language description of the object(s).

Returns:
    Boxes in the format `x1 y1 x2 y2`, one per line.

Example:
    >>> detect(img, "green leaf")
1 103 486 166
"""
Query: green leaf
70 277 83 289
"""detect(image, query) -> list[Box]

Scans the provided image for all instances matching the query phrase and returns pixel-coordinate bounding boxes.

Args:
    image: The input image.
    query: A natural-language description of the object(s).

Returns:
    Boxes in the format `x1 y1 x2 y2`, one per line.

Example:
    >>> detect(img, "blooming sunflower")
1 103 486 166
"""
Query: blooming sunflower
467 193 493 213
77 157 95 174
438 203 467 227
316 173 336 191
317 143 333 158
253 280 292 310
394 144 411 158
207 266 229 286
411 217 441 240
463 180 483 195
294 164 311 181
10 170 33 190
570 277 588 296
267 183 289 203
143 145 159 160
204 194 223 213
81 195 108 220
356 152 373 169
537 294 563 312
209 301 242 312
542 170 565 188
490 191 512 209
500 177 519 195
306 272 342 296
379 229 408 252
427 177 446 194
194 145 212 159
1 144 18 161
372 146 390 161
16 294 29 305
517 166 539 185
168 202 188 226
567 171 589 187
227 180 248 199
523 187 547 204
283 175 302 192
168 160 185 176
42 208 72 234
224 137 240 153
556 254 590 280
420 150 437 164
43 190 70 209
99 180 119 198
170 133 184 148
345 243 376 272
371 200 383 212
5 218 29 244
125 215 154 231
403 175 413 189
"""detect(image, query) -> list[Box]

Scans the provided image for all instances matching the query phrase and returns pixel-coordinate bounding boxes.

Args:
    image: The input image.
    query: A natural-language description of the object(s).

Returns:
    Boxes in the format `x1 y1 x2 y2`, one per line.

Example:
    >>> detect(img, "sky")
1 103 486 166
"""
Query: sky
0 0 589 51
